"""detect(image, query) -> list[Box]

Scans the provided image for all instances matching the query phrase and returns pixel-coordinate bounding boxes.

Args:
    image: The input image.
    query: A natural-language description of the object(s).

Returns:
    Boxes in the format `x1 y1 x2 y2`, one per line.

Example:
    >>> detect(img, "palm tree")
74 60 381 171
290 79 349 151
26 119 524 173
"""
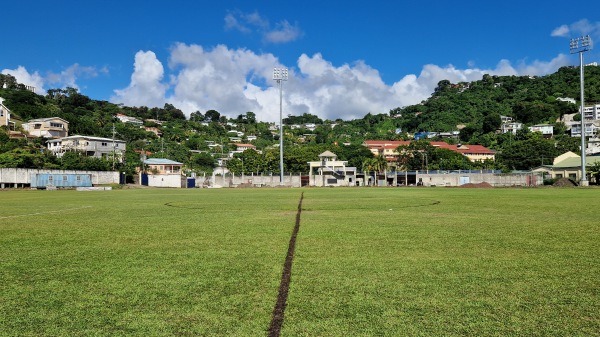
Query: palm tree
361 158 376 186
372 155 388 186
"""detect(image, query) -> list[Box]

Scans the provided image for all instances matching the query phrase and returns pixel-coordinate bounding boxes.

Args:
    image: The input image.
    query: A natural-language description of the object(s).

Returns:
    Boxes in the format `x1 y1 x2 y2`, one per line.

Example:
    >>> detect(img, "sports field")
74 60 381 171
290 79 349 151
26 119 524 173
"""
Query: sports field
0 187 598 336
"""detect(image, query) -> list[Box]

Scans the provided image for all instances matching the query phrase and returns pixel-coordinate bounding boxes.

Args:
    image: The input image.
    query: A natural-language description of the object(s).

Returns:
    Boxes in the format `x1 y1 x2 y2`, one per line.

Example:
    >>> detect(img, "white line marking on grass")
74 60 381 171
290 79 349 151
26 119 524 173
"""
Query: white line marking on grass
0 206 93 219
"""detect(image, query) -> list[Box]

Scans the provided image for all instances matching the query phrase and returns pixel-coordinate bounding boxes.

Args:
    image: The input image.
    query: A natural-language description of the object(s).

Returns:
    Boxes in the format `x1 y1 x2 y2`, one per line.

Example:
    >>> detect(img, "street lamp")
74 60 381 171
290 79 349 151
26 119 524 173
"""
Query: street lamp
273 67 288 185
570 35 593 186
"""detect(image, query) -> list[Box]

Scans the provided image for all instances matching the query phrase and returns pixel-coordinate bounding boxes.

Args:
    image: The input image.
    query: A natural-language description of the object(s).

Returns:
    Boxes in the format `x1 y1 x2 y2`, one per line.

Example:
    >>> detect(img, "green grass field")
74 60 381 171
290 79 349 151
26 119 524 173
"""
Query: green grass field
0 187 598 336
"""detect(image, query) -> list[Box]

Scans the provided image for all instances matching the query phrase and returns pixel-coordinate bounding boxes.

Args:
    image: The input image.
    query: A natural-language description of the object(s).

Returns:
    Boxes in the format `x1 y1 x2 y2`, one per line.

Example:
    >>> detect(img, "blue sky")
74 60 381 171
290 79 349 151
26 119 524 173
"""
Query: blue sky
2 0 599 122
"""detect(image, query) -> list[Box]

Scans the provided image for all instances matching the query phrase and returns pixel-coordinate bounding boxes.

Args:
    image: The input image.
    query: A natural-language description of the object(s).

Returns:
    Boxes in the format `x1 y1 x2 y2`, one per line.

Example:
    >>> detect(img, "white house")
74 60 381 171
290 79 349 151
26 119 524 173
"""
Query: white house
142 158 185 188
528 124 554 138
116 113 143 126
22 117 69 138
570 121 598 138
47 135 126 162
582 104 600 120
500 122 523 135
0 97 15 130
307 151 357 187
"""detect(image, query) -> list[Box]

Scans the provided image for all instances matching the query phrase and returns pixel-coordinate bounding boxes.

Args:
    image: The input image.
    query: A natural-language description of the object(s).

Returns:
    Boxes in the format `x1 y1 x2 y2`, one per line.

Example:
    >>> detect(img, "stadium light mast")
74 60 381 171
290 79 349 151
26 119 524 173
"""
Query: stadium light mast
570 35 593 186
273 67 288 185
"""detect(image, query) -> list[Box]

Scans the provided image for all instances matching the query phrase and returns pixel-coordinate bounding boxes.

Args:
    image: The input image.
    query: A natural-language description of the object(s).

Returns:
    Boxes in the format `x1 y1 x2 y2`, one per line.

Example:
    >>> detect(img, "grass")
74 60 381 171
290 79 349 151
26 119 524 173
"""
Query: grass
0 187 598 336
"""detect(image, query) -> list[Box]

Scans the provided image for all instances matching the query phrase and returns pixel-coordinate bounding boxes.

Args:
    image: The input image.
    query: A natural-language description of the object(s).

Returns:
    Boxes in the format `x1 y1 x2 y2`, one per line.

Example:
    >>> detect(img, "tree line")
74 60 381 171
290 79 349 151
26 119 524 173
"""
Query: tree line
1 66 597 178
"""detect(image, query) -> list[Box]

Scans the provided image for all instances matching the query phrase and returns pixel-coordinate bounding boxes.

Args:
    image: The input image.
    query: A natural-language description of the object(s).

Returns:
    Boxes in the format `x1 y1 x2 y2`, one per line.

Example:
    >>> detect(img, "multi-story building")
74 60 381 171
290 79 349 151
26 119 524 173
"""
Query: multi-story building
582 104 600 120
363 140 496 162
22 117 69 138
500 122 523 135
0 97 14 130
47 135 126 162
570 121 599 138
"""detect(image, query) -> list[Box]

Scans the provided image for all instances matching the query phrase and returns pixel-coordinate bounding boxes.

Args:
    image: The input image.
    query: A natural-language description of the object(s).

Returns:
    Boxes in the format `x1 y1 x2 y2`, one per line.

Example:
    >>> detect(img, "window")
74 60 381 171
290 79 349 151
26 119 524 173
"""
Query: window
101 142 108 146
569 173 577 179
48 176 53 182
76 176 81 181
63 176 68 181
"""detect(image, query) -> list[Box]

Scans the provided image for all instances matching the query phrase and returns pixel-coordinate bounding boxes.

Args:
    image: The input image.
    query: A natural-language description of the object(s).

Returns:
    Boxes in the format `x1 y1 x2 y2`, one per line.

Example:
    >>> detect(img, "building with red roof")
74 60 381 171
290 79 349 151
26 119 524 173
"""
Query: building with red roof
363 140 495 162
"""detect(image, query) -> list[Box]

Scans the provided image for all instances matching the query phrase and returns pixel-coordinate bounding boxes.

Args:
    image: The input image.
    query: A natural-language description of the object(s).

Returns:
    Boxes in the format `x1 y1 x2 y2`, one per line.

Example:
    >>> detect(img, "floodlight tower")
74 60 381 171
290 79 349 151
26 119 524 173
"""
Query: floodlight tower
273 67 288 185
570 35 593 186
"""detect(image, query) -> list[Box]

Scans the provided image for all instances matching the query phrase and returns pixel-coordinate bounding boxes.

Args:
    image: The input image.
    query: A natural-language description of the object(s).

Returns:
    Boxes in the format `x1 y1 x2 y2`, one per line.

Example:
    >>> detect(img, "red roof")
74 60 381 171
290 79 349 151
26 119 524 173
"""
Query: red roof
364 140 495 155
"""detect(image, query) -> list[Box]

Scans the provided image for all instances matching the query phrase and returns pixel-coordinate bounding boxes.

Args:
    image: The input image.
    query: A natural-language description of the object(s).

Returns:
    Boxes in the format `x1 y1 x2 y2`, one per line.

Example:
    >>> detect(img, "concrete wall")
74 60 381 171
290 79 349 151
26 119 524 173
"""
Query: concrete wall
147 174 185 188
210 173 302 188
417 172 543 187
0 168 119 188
308 174 355 187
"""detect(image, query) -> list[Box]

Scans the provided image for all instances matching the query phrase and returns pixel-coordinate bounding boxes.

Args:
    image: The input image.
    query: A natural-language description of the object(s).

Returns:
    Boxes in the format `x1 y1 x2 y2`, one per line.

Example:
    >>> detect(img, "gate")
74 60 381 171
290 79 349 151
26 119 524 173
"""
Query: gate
141 174 149 186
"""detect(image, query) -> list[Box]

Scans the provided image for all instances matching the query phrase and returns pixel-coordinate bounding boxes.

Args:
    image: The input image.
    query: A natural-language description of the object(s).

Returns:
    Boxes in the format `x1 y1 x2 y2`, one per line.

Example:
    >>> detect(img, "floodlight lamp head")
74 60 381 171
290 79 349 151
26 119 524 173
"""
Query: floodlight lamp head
570 35 593 54
273 67 289 81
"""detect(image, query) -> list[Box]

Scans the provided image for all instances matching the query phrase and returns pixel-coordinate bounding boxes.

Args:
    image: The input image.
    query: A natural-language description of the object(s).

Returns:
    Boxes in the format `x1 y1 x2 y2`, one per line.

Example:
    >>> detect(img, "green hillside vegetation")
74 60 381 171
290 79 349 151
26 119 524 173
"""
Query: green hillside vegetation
1 66 596 177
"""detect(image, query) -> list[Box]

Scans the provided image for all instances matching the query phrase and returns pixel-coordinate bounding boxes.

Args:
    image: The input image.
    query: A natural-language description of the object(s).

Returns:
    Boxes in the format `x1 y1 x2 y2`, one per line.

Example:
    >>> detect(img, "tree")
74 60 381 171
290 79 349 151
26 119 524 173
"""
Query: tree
587 161 600 185
205 110 220 122
190 152 215 173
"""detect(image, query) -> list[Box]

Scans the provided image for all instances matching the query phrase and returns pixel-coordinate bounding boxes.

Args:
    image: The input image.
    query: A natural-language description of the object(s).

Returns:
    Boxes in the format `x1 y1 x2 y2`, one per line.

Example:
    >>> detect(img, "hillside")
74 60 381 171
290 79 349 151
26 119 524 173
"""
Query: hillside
1 66 597 175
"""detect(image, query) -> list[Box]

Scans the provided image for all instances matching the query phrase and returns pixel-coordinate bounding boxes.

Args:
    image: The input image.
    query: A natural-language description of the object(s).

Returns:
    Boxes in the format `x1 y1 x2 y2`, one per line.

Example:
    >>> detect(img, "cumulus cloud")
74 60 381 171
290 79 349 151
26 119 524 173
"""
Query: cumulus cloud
111 50 168 107
3 64 107 95
551 19 600 38
1 66 46 94
224 10 302 44
111 43 570 123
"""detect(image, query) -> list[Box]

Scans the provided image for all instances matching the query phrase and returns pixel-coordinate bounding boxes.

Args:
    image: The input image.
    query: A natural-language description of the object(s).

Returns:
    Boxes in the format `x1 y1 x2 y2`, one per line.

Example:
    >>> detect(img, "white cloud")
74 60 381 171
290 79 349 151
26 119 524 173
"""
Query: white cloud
111 43 572 123
551 19 600 38
551 25 570 37
1 66 46 94
264 20 303 44
224 10 302 44
111 50 168 107
46 64 101 90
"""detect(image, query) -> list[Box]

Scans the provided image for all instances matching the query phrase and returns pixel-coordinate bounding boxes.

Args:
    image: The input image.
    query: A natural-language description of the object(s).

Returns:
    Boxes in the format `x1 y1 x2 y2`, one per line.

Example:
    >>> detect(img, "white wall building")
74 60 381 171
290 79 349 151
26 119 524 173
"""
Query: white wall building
528 124 554 138
47 135 126 162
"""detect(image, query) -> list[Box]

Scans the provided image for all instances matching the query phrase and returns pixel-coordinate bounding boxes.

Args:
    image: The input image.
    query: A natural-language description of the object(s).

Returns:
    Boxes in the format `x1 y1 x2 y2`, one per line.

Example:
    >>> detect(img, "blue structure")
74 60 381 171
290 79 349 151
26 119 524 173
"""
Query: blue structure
31 174 92 189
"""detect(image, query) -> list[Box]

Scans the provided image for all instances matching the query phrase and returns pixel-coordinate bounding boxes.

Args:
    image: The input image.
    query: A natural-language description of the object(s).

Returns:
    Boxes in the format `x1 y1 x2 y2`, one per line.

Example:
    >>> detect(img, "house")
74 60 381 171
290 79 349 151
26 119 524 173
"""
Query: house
528 124 554 138
144 126 162 137
501 122 523 135
116 113 143 126
533 151 600 183
235 143 256 152
582 103 600 120
307 151 357 187
46 135 126 162
570 121 599 138
0 97 15 130
22 117 69 138
363 140 496 162
142 158 185 188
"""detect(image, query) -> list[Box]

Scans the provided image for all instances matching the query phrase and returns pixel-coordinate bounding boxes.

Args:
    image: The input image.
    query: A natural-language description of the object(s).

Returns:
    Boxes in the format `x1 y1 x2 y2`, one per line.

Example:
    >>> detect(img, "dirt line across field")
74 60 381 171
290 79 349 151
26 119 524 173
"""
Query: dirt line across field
267 192 304 337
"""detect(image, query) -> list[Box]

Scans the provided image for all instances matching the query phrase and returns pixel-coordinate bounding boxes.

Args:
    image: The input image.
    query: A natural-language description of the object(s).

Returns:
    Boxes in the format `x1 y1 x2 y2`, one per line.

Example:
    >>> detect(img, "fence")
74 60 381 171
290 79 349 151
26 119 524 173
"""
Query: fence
0 168 119 188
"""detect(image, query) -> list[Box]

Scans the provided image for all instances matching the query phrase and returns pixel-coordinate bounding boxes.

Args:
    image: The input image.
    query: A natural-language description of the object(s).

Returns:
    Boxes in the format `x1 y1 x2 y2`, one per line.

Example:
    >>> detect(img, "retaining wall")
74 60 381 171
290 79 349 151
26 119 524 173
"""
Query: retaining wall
0 168 119 188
